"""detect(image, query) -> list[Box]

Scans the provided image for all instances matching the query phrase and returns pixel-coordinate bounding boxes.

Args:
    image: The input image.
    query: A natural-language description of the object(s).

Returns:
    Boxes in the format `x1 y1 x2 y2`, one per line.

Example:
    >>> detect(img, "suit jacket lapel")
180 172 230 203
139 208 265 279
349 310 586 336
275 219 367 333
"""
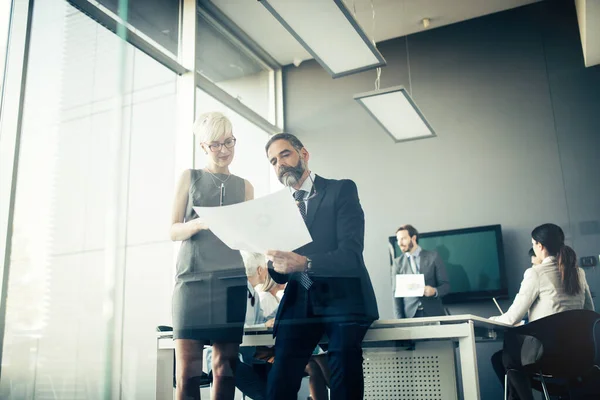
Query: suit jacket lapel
305 175 326 230
403 251 426 275
399 254 412 275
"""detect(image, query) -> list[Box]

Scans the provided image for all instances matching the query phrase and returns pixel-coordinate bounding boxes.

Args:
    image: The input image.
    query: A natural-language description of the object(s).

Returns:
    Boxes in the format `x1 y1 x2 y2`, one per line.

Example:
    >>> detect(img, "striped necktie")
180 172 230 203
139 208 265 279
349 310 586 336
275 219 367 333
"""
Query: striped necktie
293 190 312 290
293 190 307 221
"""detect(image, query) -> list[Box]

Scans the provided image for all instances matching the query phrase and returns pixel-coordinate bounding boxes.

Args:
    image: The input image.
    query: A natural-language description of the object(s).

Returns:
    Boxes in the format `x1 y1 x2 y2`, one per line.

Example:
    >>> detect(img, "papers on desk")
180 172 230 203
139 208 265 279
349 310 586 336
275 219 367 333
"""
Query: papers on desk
394 274 425 298
193 189 312 253
243 323 267 332
244 323 266 329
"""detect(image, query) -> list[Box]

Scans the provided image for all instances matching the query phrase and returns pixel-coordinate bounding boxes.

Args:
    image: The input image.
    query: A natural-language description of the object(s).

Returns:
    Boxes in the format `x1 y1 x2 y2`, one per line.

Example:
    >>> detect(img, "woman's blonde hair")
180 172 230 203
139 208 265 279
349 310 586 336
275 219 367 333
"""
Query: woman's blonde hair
192 112 232 143
260 272 278 293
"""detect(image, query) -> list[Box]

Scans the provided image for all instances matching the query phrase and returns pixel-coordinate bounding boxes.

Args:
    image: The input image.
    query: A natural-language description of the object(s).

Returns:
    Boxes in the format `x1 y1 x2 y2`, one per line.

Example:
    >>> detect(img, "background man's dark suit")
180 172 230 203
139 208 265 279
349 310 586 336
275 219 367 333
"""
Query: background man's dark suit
391 249 450 318
267 175 378 400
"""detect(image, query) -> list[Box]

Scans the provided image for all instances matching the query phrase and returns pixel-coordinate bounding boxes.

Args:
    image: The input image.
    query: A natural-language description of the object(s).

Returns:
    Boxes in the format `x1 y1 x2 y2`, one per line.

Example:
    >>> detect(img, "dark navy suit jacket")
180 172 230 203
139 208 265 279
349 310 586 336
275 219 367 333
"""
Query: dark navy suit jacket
269 175 379 334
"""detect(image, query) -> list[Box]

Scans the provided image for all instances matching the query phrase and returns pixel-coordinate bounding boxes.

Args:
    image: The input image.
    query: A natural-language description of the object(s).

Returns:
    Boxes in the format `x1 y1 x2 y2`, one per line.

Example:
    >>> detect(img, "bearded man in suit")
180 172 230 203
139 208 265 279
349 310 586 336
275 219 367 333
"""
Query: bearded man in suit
392 224 450 318
263 133 378 400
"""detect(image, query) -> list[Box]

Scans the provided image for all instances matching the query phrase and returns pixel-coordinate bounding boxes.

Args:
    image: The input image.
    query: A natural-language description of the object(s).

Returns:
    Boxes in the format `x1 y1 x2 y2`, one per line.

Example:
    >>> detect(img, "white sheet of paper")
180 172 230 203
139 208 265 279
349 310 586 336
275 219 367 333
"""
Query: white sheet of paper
394 274 425 298
193 189 312 253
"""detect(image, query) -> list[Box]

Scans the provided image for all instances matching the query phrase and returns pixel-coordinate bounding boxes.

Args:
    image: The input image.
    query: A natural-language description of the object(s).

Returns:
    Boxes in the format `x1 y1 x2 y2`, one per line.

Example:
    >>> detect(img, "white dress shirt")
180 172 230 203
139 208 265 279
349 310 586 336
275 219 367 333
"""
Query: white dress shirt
407 246 422 273
244 283 265 325
258 290 281 319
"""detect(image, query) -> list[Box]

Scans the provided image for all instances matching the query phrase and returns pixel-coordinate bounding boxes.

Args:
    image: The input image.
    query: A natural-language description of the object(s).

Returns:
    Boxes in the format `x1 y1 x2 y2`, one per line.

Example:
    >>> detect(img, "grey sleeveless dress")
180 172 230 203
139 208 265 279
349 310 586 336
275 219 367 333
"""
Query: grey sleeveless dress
172 169 248 343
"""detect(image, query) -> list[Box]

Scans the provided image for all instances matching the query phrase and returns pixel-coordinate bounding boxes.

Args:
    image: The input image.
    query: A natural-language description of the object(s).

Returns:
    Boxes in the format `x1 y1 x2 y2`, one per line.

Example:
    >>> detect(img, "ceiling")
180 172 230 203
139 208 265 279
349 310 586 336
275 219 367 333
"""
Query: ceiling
210 0 542 67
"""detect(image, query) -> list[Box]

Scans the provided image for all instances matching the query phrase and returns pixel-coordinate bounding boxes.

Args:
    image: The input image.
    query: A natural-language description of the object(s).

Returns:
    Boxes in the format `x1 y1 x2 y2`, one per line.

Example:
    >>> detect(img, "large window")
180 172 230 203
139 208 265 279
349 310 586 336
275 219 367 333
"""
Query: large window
197 11 274 124
0 0 11 100
0 1 178 398
0 1 279 398
84 0 180 56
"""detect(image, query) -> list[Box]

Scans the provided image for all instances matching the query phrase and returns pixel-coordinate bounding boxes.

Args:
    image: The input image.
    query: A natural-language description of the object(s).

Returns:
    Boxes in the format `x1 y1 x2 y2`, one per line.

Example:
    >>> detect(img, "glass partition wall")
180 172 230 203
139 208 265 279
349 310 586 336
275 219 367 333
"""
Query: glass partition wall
0 0 281 399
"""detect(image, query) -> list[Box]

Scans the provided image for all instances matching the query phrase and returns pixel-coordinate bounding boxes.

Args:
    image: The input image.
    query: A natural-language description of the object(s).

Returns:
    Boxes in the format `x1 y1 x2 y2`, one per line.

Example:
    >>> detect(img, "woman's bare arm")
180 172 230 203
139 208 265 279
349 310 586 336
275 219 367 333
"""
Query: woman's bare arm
170 170 207 241
244 179 254 201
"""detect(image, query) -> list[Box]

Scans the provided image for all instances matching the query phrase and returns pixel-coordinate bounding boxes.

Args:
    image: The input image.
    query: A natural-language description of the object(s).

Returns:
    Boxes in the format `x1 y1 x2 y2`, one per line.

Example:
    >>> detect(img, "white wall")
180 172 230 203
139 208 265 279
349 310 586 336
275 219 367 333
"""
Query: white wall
283 1 600 321
283 3 600 398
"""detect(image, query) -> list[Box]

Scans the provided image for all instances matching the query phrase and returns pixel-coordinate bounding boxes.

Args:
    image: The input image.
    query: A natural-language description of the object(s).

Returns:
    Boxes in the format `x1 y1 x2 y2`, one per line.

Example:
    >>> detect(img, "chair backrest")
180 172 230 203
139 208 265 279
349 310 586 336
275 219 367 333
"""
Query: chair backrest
594 318 600 371
156 325 173 332
511 309 600 379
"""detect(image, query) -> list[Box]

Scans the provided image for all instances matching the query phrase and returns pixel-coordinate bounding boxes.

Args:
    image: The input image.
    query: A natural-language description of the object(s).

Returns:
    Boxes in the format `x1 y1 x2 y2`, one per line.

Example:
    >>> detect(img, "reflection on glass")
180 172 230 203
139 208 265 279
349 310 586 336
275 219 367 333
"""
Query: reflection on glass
95 0 180 55
0 0 11 99
197 13 272 121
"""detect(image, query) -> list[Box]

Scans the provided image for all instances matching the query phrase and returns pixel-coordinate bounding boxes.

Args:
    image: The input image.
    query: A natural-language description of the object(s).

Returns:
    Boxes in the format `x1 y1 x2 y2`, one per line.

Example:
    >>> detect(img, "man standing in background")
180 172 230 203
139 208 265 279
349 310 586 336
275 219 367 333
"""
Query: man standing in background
392 224 450 318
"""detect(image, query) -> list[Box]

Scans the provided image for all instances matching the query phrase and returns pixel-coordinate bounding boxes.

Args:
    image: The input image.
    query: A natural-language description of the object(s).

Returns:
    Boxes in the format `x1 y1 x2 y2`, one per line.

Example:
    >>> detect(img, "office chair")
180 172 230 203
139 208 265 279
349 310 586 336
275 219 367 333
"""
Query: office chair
502 309 600 400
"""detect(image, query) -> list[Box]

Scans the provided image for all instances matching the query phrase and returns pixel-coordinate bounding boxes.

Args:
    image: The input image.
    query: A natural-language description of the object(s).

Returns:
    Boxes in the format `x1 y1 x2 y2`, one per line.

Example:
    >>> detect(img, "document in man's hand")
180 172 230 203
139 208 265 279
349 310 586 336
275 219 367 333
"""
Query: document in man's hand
394 274 425 298
193 189 312 253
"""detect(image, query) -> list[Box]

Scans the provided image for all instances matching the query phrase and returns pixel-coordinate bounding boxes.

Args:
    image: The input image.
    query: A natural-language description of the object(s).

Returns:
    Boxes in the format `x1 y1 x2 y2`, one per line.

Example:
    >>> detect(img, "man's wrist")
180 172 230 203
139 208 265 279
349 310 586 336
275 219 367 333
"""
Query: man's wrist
303 256 312 274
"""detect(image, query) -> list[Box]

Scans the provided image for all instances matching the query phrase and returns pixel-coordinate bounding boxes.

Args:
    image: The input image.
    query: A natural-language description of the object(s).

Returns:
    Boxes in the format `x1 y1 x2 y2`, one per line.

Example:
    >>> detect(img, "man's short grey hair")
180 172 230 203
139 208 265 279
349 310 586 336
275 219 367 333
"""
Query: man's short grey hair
240 251 266 277
265 132 304 155
193 111 233 143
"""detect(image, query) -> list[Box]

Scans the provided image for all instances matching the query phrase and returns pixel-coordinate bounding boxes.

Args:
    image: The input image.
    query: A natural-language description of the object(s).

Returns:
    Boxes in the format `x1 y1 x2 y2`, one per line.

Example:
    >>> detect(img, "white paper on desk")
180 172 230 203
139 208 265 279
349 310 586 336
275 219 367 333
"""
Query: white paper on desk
193 189 312 253
244 323 266 329
394 274 425 298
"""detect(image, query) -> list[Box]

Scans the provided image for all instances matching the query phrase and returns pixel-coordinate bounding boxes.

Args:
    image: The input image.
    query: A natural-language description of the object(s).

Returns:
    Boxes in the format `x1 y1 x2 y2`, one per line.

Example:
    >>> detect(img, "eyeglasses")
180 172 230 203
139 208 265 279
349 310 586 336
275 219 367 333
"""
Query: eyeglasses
206 137 236 152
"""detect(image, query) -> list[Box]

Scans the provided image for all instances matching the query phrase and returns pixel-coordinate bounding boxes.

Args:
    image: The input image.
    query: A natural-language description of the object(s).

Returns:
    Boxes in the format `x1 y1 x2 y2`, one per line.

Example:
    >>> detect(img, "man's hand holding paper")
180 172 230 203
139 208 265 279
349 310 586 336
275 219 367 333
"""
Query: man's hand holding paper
193 189 312 254
265 250 307 274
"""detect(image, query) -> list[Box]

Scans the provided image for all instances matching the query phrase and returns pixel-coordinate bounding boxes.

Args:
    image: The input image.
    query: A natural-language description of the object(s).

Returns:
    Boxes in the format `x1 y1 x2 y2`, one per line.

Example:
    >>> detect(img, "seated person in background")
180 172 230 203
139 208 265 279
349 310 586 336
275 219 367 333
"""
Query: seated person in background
206 251 270 400
490 223 595 400
392 224 450 318
256 271 285 322
529 247 542 266
209 252 330 400
242 251 271 326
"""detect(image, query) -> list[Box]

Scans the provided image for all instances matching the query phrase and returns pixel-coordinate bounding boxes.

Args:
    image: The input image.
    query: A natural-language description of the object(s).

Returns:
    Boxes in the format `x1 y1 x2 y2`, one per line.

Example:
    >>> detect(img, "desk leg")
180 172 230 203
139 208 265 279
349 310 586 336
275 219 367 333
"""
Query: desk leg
156 347 174 400
458 321 480 400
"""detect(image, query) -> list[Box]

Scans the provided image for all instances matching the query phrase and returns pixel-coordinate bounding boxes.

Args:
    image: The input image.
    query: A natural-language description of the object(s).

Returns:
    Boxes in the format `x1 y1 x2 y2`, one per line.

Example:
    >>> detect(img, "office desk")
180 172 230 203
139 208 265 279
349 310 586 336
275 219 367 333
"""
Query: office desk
156 314 509 400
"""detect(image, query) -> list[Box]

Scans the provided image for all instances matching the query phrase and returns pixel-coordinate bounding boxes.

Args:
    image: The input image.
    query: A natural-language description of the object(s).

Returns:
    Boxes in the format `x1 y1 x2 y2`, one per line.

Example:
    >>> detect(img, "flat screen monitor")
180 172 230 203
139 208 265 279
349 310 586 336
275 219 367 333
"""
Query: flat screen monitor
389 224 507 303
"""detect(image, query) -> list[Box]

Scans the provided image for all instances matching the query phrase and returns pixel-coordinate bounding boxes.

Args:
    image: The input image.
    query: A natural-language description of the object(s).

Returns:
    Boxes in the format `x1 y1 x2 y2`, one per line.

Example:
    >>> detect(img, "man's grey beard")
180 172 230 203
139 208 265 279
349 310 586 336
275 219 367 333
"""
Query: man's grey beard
278 159 306 187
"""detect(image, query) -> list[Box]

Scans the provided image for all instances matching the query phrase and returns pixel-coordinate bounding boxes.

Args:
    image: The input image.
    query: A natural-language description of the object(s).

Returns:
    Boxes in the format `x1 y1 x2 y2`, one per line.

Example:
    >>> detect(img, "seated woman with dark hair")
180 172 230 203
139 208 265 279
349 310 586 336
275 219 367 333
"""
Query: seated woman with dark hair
490 223 595 400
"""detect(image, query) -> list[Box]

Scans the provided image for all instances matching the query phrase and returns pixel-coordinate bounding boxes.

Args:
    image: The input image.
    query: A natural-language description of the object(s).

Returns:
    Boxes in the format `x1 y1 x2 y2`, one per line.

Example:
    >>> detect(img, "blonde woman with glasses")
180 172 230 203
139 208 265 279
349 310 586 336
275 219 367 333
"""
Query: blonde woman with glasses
170 112 254 400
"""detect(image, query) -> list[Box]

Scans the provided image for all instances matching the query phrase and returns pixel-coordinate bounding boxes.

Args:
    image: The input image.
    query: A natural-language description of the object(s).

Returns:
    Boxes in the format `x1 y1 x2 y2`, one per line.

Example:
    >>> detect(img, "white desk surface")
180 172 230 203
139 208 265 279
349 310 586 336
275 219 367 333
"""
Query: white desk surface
155 314 509 400
156 314 511 340
373 314 511 329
